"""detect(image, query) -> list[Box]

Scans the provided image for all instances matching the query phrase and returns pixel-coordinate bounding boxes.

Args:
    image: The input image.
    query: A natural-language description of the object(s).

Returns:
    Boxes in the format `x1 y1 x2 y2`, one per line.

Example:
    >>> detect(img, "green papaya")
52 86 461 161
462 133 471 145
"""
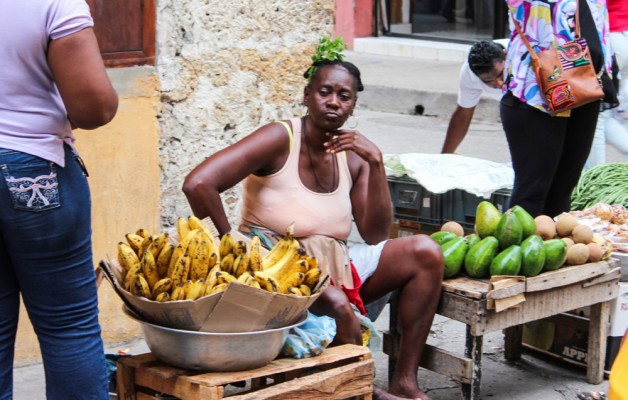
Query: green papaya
494 210 523 250
543 239 567 271
465 233 481 249
510 205 537 239
464 236 499 278
431 231 458 246
442 237 469 279
475 201 502 238
520 235 546 277
489 245 522 276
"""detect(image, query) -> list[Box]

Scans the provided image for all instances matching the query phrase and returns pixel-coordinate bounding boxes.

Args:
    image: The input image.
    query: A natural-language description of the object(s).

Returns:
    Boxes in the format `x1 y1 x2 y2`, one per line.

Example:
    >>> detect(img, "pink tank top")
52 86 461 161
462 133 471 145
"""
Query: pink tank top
241 118 353 240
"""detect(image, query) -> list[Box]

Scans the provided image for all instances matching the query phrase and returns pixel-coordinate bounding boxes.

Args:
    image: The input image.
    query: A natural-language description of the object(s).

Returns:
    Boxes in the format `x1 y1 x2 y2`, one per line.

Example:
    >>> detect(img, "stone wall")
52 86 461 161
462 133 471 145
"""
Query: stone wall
156 0 335 228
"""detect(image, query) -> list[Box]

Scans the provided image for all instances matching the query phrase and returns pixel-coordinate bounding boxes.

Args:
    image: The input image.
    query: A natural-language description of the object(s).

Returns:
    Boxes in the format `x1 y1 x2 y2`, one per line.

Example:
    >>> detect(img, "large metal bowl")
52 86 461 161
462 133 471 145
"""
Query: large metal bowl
123 306 308 371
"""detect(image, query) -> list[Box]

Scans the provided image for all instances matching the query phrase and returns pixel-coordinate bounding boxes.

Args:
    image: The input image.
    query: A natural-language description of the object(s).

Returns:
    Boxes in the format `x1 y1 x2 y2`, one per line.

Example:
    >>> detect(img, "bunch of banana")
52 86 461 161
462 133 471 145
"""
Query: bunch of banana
116 220 324 301
116 216 222 301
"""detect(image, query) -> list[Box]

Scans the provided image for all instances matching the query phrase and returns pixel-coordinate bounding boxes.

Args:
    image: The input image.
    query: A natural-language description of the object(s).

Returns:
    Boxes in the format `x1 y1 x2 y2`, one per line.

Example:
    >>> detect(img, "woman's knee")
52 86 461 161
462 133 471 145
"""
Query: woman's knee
406 235 444 278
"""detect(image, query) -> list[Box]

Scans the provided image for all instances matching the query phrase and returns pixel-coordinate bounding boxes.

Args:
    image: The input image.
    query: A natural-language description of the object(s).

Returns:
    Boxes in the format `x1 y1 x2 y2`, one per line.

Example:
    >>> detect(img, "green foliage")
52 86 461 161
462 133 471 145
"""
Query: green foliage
305 36 348 82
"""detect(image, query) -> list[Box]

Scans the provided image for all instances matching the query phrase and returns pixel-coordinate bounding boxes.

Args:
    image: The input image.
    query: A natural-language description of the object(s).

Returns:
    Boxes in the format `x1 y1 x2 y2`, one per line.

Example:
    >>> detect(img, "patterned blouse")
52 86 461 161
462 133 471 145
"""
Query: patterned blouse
505 0 612 114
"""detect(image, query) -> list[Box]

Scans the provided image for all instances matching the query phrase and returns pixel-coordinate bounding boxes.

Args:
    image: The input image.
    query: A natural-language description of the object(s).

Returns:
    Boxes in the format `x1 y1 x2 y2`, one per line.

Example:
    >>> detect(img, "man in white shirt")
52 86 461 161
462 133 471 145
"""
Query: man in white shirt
441 40 506 154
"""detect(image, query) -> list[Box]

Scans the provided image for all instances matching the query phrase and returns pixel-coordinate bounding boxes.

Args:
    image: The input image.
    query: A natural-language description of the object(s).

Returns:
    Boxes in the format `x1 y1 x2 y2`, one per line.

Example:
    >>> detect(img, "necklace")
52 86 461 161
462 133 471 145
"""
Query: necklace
302 117 337 193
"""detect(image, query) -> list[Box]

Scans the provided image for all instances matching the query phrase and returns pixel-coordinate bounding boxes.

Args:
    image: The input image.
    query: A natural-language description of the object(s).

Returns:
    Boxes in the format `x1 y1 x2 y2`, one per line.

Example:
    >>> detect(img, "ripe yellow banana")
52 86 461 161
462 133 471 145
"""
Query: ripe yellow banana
304 255 318 272
124 265 142 292
182 279 194 298
265 254 307 282
219 233 236 260
190 240 212 281
118 242 141 281
137 236 153 261
125 233 144 254
179 229 201 253
216 271 236 285
171 284 186 301
253 271 280 293
233 253 250 278
130 274 151 299
176 217 191 242
298 284 312 296
208 283 228 295
135 228 149 239
167 244 185 279
156 242 175 279
279 271 305 294
171 253 191 287
262 238 302 271
147 232 169 260
249 235 263 272
219 253 235 275
155 292 171 302
151 277 173 298
233 240 247 257
287 286 302 296
186 278 206 300
204 264 221 294
303 268 321 289
141 249 160 290
188 216 215 244
236 271 254 284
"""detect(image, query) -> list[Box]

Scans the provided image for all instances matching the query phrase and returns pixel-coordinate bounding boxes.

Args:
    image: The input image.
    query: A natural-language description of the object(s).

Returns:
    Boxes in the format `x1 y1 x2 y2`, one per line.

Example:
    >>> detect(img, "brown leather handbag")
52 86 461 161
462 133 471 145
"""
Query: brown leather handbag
512 1 604 115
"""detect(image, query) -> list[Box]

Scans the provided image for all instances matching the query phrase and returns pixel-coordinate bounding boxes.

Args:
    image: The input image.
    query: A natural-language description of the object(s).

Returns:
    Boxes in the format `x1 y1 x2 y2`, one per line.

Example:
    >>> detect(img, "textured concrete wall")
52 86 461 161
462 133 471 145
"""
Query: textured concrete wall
157 0 335 229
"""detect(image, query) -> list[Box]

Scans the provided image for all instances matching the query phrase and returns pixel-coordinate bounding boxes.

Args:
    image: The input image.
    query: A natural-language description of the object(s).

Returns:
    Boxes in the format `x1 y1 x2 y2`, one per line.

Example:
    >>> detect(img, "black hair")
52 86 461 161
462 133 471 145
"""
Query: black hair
467 40 506 76
303 60 365 92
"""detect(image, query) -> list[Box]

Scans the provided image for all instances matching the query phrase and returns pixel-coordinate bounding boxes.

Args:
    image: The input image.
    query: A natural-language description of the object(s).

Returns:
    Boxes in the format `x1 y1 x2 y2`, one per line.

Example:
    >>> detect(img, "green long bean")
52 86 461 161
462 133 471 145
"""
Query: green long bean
571 163 628 210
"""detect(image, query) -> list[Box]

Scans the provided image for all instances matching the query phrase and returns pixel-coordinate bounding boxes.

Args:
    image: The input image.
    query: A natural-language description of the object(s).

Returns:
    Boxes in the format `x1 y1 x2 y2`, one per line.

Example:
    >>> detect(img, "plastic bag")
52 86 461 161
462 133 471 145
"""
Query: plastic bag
281 313 336 359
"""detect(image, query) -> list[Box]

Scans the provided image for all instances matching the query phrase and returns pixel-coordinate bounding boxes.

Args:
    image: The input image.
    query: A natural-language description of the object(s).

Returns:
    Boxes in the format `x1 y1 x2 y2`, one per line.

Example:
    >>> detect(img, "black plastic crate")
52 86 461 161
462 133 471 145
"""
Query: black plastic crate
442 188 513 232
387 176 442 226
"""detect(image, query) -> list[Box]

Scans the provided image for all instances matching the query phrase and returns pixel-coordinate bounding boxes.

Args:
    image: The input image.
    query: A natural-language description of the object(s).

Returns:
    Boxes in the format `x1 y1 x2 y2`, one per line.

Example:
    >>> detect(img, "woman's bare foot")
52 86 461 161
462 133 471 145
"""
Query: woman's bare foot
372 385 431 400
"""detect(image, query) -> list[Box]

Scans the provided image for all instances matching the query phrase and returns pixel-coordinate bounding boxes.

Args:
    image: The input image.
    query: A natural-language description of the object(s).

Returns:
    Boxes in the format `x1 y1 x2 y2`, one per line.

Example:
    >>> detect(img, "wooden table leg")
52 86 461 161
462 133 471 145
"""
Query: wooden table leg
587 300 611 384
504 325 523 361
461 325 483 400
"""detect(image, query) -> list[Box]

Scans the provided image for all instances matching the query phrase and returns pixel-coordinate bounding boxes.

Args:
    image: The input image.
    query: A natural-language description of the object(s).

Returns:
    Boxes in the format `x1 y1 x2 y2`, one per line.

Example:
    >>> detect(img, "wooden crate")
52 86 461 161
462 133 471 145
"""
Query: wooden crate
116 344 374 400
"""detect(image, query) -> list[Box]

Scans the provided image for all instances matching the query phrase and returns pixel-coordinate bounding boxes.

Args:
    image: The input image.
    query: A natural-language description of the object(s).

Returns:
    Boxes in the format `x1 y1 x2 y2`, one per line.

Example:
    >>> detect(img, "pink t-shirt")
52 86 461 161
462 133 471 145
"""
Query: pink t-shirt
608 0 628 33
0 0 94 166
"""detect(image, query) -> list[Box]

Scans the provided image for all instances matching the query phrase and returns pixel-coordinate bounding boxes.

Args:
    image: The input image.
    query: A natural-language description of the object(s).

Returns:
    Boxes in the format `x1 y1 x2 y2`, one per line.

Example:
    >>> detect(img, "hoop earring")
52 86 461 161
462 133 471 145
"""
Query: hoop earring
346 115 359 129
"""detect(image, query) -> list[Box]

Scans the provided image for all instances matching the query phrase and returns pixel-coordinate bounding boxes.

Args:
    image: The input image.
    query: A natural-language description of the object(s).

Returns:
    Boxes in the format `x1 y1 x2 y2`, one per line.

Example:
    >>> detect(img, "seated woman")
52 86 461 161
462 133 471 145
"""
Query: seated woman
183 38 444 400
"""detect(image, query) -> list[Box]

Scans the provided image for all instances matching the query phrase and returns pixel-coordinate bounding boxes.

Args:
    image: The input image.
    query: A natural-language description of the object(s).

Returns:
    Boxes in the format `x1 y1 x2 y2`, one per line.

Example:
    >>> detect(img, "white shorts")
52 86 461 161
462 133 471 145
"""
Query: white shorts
348 240 388 284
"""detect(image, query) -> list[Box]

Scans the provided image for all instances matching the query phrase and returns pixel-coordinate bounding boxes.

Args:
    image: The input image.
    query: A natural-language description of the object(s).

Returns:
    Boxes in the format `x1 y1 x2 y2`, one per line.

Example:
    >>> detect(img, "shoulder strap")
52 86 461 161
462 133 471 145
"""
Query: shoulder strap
275 120 294 150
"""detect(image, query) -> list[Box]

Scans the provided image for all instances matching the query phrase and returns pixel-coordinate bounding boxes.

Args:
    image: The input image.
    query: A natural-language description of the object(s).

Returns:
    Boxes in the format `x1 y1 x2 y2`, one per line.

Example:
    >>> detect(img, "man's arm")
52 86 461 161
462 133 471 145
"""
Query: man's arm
441 105 476 153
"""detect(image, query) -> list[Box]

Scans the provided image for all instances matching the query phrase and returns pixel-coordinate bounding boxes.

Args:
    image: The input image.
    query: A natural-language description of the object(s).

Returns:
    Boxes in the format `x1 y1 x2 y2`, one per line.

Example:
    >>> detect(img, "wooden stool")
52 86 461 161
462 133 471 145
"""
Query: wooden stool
116 344 374 400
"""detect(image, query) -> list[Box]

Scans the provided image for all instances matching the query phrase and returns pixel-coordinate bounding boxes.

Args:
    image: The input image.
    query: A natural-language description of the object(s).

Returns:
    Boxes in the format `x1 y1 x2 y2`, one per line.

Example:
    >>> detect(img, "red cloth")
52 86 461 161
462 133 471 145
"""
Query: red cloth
608 0 628 32
332 261 367 316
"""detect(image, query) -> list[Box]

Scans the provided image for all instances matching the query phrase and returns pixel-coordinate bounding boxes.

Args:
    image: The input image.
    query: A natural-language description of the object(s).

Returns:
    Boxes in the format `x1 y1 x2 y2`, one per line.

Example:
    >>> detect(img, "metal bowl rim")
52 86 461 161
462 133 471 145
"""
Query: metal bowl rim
122 305 308 336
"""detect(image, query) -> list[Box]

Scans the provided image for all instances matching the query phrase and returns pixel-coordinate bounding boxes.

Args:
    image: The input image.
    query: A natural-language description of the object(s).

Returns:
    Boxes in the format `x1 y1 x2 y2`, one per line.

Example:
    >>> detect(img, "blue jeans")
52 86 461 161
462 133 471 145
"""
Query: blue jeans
0 146 108 399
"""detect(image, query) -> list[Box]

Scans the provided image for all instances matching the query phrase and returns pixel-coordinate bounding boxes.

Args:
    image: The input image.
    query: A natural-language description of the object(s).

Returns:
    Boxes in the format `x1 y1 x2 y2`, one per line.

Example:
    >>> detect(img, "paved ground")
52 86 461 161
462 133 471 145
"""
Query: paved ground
11 47 627 399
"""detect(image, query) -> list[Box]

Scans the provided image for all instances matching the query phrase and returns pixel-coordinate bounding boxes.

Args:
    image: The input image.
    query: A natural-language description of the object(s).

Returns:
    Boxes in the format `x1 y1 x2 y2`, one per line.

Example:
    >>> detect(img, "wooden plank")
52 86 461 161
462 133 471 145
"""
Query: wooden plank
182 345 370 387
526 260 611 292
117 361 137 400
437 290 488 326
582 267 621 288
487 280 526 300
418 344 473 384
587 301 611 384
224 360 374 400
466 278 618 336
442 277 489 299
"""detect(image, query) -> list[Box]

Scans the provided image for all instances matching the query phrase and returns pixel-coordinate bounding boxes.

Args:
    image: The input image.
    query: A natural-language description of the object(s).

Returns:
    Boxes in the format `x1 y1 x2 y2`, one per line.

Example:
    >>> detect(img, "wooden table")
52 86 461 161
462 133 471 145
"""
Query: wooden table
383 259 621 400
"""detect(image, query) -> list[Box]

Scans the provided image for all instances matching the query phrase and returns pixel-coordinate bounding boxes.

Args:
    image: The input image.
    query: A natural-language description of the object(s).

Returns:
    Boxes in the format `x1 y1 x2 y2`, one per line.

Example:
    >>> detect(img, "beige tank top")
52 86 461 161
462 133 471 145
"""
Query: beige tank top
241 117 353 240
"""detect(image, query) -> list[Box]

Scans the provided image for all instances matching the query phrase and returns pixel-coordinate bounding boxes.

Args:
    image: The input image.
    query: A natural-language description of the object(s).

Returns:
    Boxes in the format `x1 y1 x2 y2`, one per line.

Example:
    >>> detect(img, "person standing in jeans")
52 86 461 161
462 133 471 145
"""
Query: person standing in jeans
0 1 118 399
501 0 615 217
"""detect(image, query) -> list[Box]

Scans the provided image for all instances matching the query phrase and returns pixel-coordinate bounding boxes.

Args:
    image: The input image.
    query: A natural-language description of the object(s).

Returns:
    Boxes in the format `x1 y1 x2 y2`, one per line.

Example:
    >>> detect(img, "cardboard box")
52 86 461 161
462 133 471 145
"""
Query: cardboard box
100 229 328 333
522 281 628 372
613 253 628 282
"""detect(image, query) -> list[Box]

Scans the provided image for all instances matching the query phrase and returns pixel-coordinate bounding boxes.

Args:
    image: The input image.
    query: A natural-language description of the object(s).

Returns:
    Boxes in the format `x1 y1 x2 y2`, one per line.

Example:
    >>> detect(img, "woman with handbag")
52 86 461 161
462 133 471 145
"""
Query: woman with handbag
501 0 616 218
